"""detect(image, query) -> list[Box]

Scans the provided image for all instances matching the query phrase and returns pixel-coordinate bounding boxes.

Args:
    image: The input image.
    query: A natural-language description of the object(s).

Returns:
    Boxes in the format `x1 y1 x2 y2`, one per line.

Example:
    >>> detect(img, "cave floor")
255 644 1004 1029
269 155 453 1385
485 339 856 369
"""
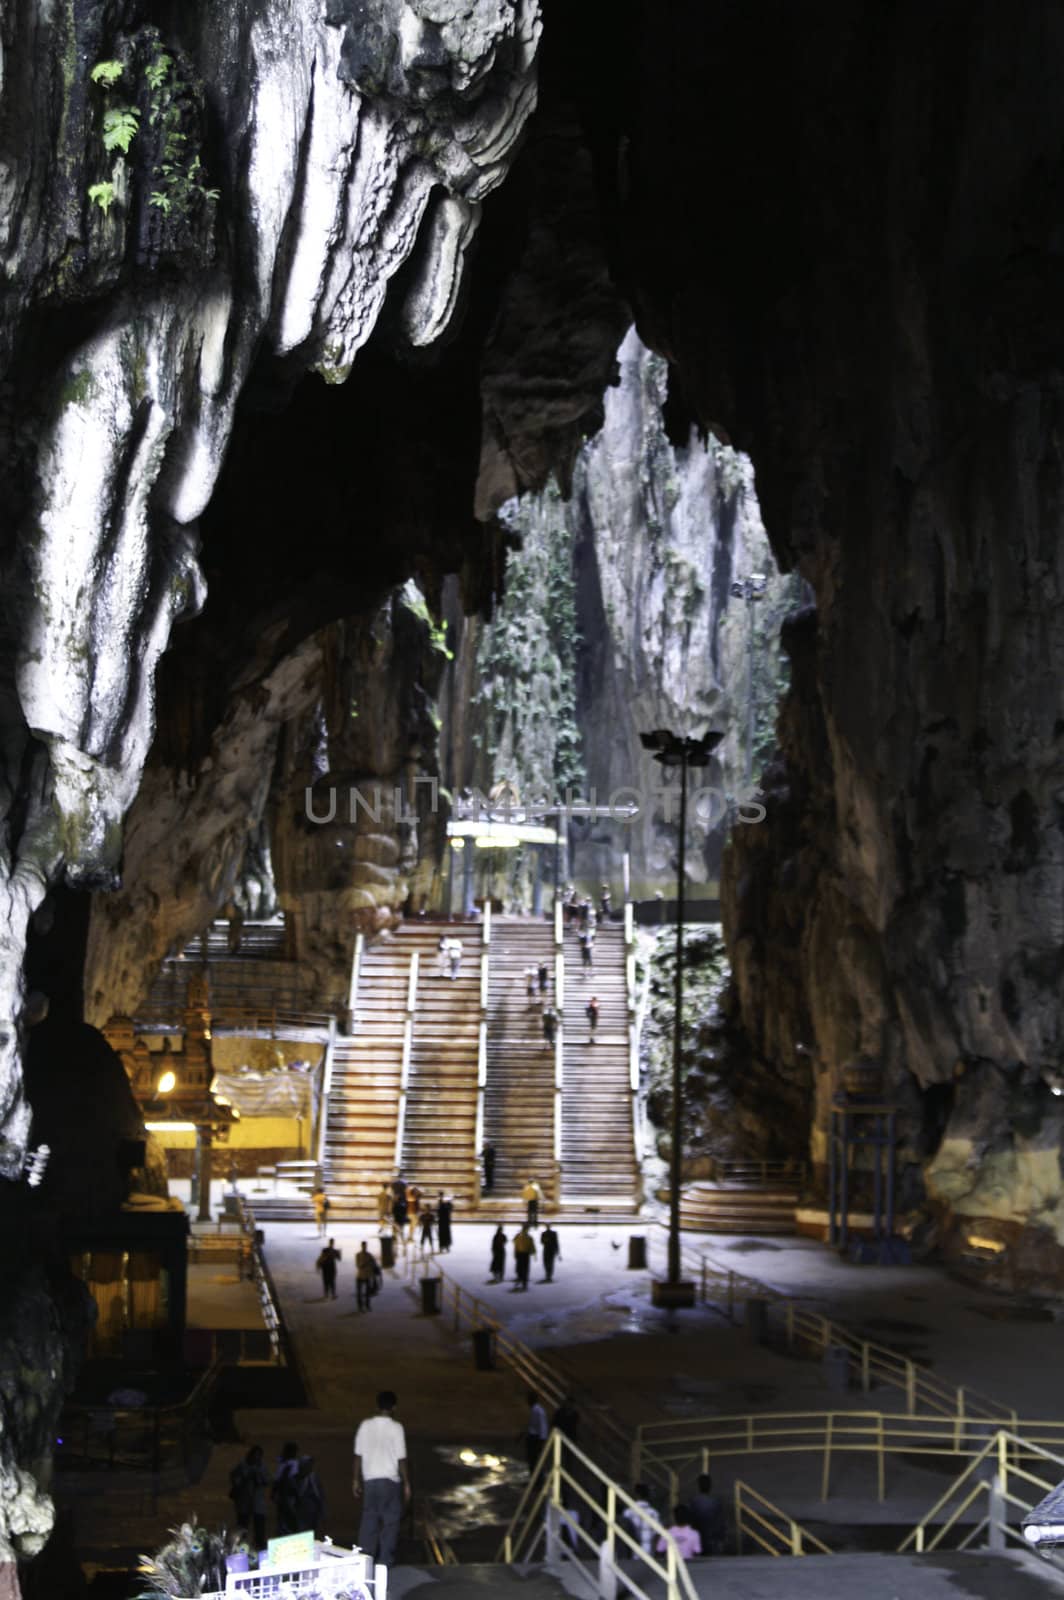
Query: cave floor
65 1204 1064 1584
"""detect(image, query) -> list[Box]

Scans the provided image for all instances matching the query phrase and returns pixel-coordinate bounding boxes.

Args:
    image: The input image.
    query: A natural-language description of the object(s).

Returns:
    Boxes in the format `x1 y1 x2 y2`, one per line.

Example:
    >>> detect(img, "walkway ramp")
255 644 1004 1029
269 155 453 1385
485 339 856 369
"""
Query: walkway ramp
560 920 638 1208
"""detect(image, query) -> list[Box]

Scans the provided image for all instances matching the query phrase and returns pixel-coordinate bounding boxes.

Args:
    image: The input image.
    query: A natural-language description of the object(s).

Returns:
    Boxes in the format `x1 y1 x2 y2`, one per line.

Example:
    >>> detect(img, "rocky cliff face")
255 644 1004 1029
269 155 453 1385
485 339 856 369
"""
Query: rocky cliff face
0 0 540 1176
594 2 1064 1278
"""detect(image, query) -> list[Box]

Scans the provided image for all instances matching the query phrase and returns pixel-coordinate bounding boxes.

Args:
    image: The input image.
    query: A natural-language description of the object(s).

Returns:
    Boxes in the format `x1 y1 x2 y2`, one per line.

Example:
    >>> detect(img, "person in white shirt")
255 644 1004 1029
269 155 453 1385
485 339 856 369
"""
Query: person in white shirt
353 1391 410 1567
622 1483 658 1556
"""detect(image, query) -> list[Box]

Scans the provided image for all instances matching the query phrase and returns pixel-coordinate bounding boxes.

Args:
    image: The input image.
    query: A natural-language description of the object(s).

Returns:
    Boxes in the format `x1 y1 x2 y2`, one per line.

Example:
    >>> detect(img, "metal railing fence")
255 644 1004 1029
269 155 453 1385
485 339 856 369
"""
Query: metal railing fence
733 1479 833 1556
499 1429 700 1600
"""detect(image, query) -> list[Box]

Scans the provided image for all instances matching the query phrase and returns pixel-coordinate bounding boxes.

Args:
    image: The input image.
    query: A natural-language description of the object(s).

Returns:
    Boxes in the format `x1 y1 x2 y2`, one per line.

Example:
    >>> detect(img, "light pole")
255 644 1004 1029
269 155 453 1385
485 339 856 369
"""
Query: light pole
641 727 723 1305
730 574 767 784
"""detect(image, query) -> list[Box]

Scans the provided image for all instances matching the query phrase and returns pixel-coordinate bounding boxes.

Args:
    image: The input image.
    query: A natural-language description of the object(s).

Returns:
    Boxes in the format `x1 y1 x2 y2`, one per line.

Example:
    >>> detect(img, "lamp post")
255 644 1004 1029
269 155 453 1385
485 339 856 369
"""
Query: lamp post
641 727 723 1305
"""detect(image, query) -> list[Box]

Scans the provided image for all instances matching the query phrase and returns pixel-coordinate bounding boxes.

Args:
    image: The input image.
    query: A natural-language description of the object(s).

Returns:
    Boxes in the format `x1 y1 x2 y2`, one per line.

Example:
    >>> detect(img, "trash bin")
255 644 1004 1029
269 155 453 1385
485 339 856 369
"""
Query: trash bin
627 1235 647 1270
380 1234 396 1269
420 1276 442 1316
254 1228 265 1248
472 1327 496 1370
823 1344 851 1392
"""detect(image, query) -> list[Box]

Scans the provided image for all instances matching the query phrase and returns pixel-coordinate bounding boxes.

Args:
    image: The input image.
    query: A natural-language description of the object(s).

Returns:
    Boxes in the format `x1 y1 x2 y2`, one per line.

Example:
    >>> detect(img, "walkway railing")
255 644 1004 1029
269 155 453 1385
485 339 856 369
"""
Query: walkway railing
716 1158 807 1187
418 1494 459 1564
645 1222 1014 1427
238 1199 292 1366
393 950 419 1171
58 1356 221 1486
636 1409 1064 1505
499 1430 700 1600
734 1480 833 1556
900 1429 1064 1556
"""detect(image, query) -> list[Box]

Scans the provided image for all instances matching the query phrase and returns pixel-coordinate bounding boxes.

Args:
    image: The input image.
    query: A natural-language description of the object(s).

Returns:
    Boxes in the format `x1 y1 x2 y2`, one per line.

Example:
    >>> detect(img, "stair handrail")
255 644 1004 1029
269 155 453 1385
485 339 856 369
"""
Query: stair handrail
394 949 419 1171
346 929 365 1032
474 917 490 1210
315 1015 337 1173
734 1479 834 1557
552 905 564 1199
499 1429 699 1600
899 1428 1064 1555
624 893 645 1171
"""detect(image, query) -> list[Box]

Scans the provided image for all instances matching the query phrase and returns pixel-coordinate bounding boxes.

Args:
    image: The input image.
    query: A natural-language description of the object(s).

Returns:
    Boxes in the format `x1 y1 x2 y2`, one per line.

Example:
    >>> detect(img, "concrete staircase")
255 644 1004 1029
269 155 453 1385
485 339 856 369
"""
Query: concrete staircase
482 917 558 1203
399 927 482 1206
680 1177 800 1234
560 921 639 1208
322 934 410 1218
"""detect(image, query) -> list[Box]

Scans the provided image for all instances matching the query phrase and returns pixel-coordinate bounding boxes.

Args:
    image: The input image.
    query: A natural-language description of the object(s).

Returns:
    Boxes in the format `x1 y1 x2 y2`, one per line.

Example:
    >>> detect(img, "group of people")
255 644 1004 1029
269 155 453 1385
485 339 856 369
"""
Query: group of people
379 1177 455 1251
436 935 464 980
623 1475 727 1560
489 1221 560 1287
561 883 612 927
315 1238 384 1307
229 1442 325 1548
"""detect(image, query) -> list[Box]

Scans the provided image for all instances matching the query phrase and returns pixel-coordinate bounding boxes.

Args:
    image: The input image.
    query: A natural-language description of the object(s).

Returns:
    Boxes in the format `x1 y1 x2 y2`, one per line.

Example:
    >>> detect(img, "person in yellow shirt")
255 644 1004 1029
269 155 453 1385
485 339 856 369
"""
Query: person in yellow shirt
521 1178 542 1227
312 1189 329 1236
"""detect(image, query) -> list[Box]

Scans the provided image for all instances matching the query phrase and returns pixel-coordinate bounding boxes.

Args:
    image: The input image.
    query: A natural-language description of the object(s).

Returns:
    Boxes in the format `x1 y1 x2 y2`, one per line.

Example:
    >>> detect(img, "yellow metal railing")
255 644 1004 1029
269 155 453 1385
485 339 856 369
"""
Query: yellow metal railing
636 1410 1064 1506
900 1429 1064 1555
734 1480 833 1557
645 1224 1014 1428
499 1430 700 1600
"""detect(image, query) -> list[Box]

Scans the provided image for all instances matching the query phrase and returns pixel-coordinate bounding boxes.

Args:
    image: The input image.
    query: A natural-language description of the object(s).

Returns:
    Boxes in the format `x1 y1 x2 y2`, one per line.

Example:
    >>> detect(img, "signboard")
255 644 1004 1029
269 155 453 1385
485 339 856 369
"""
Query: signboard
265 1530 316 1569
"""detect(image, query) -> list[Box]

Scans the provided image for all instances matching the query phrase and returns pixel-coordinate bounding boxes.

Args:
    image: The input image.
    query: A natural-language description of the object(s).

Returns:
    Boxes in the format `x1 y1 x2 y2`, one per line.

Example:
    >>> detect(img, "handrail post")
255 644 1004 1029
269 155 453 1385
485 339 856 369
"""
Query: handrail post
877 1413 885 1502
861 1341 870 1393
394 951 418 1171
734 1483 743 1555
821 1414 833 1500
905 1359 916 1415
553 930 564 1202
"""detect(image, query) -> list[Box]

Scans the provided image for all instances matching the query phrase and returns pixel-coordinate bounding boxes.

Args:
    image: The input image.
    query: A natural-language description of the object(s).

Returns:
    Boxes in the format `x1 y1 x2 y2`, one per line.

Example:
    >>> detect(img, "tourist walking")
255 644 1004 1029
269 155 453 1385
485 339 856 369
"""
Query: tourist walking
355 1242 377 1311
392 1188 409 1244
541 1224 561 1282
353 1390 411 1569
229 1445 269 1549
524 1392 549 1473
419 1203 436 1252
406 1182 421 1241
537 959 550 994
481 1141 496 1193
542 1006 556 1048
448 939 462 979
656 1506 702 1560
526 967 537 1001
585 996 600 1039
291 1455 325 1535
579 928 594 969
272 1443 301 1535
522 1177 542 1227
622 1484 659 1556
689 1473 727 1555
437 1192 453 1252
312 1187 330 1236
490 1225 507 1282
600 884 612 919
513 1223 536 1289
377 1181 393 1225
316 1237 341 1299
